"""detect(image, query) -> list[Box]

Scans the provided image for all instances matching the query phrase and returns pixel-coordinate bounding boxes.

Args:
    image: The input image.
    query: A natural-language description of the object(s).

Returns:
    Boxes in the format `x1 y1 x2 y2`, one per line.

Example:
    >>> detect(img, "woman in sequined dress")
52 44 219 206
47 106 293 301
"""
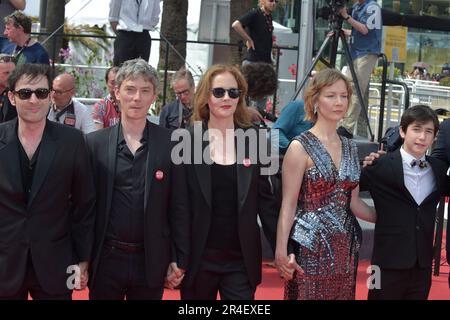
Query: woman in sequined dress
274 68 376 300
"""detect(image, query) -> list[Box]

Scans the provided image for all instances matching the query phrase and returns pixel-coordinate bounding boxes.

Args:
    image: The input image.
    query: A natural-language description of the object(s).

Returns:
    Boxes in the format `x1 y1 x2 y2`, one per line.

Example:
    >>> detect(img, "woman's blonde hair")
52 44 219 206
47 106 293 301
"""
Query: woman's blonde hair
193 64 252 128
303 68 353 122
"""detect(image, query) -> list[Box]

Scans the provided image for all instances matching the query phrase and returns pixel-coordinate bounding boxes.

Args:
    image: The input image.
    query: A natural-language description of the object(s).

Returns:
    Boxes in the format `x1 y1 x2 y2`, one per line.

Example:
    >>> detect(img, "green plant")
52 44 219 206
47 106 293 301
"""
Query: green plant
440 76 450 87
58 47 110 98
371 66 402 82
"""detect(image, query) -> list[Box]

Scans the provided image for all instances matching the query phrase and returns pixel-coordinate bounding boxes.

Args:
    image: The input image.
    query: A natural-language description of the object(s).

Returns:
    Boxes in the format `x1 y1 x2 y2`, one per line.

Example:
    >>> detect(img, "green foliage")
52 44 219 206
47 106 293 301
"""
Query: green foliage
371 66 402 82
440 76 450 87
58 47 110 98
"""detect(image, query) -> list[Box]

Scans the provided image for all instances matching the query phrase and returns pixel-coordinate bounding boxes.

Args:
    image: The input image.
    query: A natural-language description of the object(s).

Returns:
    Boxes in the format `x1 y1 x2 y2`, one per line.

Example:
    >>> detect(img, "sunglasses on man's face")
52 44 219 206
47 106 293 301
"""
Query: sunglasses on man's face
211 88 241 99
0 55 16 64
13 88 51 100
268 0 279 3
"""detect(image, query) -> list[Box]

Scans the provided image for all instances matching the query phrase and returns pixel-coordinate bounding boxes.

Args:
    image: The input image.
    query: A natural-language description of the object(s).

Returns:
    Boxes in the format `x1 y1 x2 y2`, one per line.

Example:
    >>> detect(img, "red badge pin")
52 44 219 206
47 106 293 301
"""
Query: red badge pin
243 158 251 167
155 170 164 180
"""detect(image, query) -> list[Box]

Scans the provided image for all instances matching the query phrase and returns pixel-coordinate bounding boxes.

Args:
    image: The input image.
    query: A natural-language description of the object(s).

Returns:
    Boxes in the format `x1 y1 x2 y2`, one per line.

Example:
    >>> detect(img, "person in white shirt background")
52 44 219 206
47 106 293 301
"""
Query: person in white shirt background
109 0 161 67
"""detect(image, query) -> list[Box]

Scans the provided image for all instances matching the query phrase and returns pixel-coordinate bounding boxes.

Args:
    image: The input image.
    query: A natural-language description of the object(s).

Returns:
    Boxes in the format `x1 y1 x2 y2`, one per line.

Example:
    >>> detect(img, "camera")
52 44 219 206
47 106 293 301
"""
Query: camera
317 0 348 21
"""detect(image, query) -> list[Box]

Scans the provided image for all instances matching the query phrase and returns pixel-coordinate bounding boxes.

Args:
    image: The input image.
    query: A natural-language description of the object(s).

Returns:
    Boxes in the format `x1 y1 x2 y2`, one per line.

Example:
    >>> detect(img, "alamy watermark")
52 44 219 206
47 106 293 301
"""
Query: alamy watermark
170 121 280 175
66 265 81 290
366 265 381 290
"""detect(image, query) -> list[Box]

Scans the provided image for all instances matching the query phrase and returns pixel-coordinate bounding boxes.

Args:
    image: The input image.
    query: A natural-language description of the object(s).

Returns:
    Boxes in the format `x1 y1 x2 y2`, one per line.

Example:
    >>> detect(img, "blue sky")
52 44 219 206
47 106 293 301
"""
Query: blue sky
24 0 40 17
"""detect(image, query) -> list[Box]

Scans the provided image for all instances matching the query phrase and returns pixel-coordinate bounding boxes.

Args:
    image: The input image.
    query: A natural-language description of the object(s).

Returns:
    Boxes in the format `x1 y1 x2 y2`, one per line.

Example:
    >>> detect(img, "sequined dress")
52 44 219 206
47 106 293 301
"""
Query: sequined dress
285 131 362 300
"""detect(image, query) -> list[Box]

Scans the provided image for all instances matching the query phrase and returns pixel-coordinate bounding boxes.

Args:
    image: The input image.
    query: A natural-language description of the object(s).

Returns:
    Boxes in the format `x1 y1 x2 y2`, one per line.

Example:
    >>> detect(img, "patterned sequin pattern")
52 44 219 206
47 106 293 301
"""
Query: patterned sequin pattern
286 131 362 300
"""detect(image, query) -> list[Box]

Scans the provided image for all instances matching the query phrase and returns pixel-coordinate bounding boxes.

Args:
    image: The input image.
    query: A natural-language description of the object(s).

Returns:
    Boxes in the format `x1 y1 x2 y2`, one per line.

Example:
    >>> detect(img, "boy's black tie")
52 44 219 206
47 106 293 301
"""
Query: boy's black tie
410 159 427 169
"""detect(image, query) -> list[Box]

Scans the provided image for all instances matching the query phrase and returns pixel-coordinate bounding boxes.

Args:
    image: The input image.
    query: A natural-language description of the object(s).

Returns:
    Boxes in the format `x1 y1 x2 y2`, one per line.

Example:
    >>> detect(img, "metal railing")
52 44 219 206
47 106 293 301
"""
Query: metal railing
33 31 298 112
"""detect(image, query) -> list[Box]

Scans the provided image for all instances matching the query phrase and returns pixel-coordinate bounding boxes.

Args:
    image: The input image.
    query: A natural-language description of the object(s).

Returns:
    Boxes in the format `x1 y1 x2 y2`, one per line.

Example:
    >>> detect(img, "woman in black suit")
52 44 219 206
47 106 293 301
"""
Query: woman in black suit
179 64 278 300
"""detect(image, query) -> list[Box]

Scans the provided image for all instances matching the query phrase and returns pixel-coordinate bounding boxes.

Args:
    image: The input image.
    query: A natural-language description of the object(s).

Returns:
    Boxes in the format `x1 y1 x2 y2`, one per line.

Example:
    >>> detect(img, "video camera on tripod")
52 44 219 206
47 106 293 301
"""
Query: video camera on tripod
316 0 348 25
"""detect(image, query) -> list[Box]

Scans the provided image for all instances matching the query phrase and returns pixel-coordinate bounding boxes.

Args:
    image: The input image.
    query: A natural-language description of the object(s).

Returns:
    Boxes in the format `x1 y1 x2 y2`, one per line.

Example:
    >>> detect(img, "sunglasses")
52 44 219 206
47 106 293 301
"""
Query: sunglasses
13 88 51 100
0 55 16 64
211 88 241 99
268 0 278 3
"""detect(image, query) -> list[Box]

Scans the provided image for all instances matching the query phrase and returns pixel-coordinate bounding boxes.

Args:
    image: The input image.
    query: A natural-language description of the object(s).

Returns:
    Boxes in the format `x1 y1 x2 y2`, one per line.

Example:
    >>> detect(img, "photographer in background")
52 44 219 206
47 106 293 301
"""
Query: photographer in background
0 1 26 51
337 0 382 139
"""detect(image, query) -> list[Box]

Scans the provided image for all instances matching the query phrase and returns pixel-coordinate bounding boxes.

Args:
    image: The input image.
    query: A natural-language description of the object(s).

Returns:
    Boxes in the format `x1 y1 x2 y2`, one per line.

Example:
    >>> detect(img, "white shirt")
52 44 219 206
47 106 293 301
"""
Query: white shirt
47 99 96 134
400 147 436 205
109 0 161 32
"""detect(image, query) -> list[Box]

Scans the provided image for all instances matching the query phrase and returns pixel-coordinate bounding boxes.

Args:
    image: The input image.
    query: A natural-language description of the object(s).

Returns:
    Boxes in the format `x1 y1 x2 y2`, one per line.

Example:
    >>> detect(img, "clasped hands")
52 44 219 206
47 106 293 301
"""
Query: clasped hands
164 262 185 289
274 253 303 281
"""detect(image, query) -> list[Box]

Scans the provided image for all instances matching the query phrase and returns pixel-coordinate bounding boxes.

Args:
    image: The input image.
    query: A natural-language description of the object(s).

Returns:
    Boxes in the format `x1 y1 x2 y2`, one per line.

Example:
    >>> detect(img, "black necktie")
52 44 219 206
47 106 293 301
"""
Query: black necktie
410 159 427 169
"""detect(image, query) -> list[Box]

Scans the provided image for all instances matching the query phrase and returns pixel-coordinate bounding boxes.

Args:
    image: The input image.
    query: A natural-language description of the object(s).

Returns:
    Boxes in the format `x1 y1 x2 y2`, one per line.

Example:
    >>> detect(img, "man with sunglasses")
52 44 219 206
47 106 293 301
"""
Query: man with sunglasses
0 63 95 300
0 1 26 52
2 11 49 65
47 73 96 134
0 54 16 123
159 67 194 130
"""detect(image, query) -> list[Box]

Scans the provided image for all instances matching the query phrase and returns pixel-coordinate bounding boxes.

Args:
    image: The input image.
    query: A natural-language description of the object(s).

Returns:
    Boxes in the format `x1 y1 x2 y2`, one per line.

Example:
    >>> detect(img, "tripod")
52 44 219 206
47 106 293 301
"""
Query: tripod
291 11 374 141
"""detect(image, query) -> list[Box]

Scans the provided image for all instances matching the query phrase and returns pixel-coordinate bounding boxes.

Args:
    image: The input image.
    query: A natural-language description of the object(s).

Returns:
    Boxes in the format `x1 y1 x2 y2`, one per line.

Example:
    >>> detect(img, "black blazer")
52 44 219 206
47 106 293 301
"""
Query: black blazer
0 119 95 296
86 121 190 289
431 118 450 255
360 149 449 269
0 94 17 123
182 123 278 288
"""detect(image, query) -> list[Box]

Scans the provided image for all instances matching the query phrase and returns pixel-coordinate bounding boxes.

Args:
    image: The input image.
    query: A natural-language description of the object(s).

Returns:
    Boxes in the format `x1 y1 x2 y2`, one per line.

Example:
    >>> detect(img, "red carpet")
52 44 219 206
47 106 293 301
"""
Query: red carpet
71 259 449 300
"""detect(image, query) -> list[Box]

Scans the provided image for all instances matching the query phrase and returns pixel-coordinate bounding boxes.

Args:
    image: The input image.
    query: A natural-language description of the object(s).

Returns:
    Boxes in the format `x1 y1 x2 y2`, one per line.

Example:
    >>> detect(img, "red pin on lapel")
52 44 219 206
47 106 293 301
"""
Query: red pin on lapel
155 170 164 180
243 158 251 167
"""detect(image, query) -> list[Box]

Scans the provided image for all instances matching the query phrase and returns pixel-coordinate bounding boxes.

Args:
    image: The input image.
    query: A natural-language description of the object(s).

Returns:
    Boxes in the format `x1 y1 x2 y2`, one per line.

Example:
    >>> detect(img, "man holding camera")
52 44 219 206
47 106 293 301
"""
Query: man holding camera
338 0 382 139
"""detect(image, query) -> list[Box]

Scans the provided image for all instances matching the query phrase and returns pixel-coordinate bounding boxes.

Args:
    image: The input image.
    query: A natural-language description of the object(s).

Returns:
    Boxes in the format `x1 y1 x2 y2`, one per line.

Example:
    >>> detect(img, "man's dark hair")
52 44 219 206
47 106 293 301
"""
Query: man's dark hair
241 62 278 100
105 66 119 82
400 104 440 137
8 63 52 91
4 11 32 34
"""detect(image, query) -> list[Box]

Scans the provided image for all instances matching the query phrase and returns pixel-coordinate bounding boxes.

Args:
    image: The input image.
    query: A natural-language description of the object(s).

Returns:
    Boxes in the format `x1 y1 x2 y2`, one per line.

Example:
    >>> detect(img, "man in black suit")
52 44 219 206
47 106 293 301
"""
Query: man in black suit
86 58 190 300
0 63 95 300
431 117 450 288
360 105 449 299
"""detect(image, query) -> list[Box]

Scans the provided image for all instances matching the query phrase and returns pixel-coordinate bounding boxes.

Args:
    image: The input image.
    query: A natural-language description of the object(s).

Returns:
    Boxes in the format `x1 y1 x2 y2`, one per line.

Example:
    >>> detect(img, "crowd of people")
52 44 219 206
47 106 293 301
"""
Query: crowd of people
0 0 448 301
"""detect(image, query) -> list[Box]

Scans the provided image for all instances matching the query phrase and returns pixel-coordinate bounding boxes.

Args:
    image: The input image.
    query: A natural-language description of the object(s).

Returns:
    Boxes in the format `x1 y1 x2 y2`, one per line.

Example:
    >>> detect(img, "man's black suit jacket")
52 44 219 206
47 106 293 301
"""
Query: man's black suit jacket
181 123 278 288
360 149 449 269
86 121 190 289
0 119 95 296
431 118 450 261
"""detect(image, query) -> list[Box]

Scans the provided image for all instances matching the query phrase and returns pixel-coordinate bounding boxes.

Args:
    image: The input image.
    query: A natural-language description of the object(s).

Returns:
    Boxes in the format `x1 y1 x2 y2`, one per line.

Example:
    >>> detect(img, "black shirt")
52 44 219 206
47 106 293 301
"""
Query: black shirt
238 8 273 63
18 137 41 204
207 163 241 252
106 124 149 244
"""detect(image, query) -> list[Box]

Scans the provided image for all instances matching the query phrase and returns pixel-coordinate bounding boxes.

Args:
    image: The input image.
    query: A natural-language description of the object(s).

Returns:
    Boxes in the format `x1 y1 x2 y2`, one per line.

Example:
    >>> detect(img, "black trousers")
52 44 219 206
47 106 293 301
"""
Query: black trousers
180 248 255 300
368 264 432 300
113 30 151 66
0 253 72 300
89 245 163 300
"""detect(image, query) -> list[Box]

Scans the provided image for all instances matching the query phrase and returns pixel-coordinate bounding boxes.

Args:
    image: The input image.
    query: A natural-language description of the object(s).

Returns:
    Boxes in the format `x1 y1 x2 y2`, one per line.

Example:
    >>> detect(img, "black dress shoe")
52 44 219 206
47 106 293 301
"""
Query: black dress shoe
337 126 353 139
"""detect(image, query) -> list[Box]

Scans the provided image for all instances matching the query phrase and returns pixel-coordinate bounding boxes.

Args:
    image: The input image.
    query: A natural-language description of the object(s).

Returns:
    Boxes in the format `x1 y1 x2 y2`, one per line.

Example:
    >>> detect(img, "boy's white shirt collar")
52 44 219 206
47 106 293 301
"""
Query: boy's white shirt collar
400 146 426 167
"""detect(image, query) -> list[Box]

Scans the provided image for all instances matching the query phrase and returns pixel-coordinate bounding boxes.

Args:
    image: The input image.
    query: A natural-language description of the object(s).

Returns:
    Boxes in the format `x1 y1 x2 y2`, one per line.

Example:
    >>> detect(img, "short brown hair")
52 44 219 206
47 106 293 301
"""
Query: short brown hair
193 64 252 128
5 11 32 34
303 68 352 122
400 104 439 137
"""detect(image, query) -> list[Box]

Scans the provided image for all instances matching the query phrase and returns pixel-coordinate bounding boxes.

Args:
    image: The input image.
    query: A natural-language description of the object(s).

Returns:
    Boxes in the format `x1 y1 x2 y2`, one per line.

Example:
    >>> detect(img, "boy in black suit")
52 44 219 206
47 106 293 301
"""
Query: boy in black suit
360 104 449 300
